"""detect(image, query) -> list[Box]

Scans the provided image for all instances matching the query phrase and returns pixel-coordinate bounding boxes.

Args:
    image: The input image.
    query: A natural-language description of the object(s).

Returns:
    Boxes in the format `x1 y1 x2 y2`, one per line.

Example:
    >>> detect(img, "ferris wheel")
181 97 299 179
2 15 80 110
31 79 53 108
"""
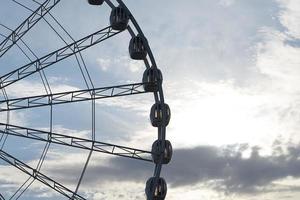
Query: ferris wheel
0 0 172 199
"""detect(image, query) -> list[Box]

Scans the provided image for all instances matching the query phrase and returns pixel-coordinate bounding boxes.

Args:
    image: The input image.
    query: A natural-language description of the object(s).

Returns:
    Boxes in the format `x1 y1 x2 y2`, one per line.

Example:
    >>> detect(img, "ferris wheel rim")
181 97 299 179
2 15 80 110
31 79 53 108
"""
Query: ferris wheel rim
0 0 171 199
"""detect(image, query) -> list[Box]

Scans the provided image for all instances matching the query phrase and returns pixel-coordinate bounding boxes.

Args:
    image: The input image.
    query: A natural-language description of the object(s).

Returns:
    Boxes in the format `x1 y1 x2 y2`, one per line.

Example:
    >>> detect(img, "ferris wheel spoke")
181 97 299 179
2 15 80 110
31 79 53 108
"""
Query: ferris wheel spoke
0 26 124 89
8 142 52 199
0 123 153 162
40 5 96 90
6 0 91 94
0 0 61 58
0 82 149 112
0 149 86 200
10 176 34 200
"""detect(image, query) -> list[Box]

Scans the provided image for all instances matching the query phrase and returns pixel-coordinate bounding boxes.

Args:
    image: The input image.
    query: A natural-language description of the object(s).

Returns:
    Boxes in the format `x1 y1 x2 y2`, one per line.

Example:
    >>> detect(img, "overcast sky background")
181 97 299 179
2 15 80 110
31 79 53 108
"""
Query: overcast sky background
1 0 300 199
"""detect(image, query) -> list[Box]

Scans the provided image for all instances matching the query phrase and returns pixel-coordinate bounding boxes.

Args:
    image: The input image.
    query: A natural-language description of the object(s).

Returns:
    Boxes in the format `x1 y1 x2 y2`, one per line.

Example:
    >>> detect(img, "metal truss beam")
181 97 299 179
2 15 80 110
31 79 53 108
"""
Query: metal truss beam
0 123 153 162
0 25 123 89
0 0 61 57
0 82 148 112
0 149 86 200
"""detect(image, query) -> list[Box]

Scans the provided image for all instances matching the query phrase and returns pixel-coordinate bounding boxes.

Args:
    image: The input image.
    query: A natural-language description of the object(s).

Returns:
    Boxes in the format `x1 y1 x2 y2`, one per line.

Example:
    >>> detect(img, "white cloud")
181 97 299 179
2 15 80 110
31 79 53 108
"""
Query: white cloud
2 0 300 199
96 56 144 73
47 125 90 138
96 58 111 71
219 0 236 7
167 80 280 149
48 76 70 84
256 27 300 88
6 80 79 98
278 0 300 38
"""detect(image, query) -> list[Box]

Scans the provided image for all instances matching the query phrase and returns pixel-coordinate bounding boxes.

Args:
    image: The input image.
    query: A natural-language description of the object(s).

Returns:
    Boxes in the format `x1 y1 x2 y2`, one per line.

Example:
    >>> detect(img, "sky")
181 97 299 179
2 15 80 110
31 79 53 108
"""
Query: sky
1 0 300 199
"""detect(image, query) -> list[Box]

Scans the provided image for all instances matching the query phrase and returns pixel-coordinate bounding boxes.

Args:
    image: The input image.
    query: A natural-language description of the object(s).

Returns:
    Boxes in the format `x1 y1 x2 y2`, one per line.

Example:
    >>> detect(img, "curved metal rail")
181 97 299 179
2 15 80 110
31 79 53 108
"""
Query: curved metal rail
113 0 170 199
0 0 171 199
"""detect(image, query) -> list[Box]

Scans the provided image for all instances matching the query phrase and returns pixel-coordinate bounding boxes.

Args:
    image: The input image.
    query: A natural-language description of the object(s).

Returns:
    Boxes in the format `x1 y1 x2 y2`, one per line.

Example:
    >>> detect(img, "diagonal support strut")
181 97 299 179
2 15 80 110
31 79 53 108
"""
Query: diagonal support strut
0 82 149 112
0 0 61 57
0 123 153 162
0 149 86 200
0 25 123 89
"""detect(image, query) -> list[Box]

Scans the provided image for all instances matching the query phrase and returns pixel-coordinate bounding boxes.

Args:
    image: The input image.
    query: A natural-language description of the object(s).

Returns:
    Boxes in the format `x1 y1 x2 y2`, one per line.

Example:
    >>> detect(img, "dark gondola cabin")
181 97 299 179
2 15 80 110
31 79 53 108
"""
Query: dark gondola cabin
129 35 148 60
110 6 129 31
143 67 163 92
150 103 171 127
146 177 167 200
152 140 173 164
87 0 104 5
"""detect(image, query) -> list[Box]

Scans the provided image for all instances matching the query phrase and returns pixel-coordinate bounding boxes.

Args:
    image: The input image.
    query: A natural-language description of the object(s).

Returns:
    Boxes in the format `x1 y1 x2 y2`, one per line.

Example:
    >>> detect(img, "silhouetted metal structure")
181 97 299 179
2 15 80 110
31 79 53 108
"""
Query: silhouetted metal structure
0 82 149 111
0 0 172 199
0 0 61 57
0 150 86 200
0 123 153 162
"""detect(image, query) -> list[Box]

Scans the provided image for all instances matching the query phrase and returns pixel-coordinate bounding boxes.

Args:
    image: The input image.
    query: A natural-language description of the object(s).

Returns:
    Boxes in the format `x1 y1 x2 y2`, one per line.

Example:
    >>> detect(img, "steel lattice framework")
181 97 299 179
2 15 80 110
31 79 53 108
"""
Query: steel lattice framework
0 82 149 111
0 0 61 57
0 123 153 162
0 0 171 199
0 150 86 200
0 25 122 89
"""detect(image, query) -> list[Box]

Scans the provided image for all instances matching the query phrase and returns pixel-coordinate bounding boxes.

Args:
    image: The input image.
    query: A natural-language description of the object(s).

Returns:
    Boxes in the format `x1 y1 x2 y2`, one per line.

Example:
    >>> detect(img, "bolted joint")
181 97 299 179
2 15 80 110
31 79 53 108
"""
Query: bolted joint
32 169 38 178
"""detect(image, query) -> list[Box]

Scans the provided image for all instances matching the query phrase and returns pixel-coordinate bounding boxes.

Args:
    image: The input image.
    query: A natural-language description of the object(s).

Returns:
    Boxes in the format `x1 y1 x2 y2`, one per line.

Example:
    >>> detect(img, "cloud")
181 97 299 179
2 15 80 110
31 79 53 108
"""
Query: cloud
2 0 300 199
37 141 300 195
219 0 236 7
156 143 300 193
96 58 111 72
5 80 79 98
255 27 300 89
96 56 144 74
127 0 281 85
278 0 300 39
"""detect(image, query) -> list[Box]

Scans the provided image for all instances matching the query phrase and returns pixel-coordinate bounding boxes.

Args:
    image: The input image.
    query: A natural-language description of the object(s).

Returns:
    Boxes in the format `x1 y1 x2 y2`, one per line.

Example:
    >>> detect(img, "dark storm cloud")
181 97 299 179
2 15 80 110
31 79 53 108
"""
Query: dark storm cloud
167 143 300 193
46 142 300 194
